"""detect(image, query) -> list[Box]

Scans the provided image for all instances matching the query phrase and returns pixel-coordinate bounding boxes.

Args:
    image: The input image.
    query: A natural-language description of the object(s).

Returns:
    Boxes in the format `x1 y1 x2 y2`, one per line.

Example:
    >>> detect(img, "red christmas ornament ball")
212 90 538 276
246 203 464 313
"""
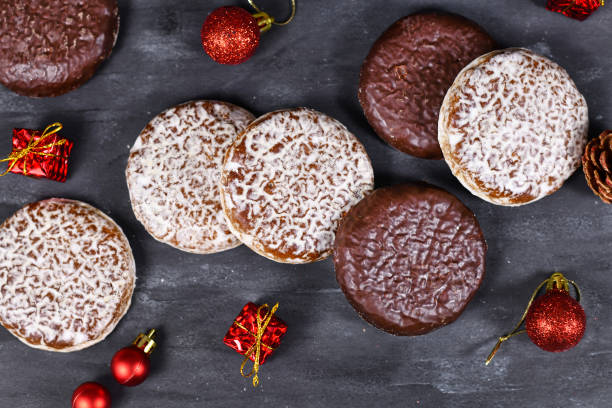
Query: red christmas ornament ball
525 289 586 352
201 6 261 65
111 345 151 386
71 382 111 408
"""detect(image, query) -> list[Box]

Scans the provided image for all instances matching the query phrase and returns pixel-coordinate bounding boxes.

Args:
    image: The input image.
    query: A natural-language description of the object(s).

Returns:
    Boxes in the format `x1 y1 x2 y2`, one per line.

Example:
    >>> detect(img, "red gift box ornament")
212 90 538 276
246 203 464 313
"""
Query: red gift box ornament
0 122 73 182
546 0 604 21
223 302 287 387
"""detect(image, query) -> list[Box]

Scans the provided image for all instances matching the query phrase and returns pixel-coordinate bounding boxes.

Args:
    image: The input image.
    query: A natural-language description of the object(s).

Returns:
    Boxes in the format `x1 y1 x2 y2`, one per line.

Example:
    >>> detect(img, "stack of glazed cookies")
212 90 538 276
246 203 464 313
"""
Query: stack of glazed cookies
0 6 592 354
360 12 588 206
341 11 588 335
123 95 491 337
126 102 375 263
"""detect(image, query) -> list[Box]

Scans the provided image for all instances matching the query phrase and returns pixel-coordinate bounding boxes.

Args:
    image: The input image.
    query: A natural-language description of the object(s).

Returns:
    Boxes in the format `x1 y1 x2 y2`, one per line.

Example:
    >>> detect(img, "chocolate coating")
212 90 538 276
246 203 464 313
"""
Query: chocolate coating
0 0 119 97
358 13 495 159
334 183 486 335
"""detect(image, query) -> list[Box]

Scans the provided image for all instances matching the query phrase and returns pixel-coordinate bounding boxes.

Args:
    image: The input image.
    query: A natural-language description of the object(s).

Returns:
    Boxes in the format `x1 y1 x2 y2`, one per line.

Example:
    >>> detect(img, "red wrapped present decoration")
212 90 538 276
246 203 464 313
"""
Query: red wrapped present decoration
223 302 287 386
546 0 604 21
1 122 73 182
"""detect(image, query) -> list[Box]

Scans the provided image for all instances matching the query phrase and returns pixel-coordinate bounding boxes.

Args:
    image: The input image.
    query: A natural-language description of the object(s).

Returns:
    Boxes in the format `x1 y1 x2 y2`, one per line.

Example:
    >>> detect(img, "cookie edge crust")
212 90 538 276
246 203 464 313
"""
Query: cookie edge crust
0 198 136 352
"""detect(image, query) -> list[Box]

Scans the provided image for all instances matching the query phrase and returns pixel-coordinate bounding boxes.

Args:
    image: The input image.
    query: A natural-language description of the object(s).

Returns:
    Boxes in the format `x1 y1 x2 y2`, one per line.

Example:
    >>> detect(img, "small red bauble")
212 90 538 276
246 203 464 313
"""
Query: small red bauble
111 346 151 386
486 273 586 365
201 6 261 65
546 0 604 21
111 329 157 386
525 288 586 352
71 382 111 408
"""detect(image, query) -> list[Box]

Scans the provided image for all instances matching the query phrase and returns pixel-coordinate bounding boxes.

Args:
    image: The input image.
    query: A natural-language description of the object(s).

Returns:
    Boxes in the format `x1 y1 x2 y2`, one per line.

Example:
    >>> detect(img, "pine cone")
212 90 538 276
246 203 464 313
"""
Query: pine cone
583 130 612 203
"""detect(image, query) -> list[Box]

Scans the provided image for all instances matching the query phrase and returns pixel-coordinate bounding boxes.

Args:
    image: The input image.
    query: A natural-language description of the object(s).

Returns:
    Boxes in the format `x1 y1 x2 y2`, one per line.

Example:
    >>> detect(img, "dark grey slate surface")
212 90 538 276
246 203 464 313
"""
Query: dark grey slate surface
0 0 611 407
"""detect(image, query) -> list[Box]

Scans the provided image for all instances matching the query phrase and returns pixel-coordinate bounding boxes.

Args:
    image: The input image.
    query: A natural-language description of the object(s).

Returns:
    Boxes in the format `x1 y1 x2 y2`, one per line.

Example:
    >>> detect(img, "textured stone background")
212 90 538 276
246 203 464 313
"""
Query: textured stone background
0 0 611 407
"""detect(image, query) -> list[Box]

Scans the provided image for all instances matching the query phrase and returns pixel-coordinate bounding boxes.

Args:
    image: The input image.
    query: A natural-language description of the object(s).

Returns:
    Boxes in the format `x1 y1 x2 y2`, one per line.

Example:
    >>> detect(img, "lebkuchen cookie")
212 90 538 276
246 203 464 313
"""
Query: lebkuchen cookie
438 48 589 206
0 199 135 351
334 183 487 335
220 108 374 264
126 100 255 254
0 0 120 97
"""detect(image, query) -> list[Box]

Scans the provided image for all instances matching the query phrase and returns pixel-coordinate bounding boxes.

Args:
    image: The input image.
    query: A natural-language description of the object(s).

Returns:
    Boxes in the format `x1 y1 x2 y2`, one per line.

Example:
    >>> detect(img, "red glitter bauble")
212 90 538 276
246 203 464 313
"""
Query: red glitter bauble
71 382 111 408
201 6 261 65
525 289 586 352
111 345 151 386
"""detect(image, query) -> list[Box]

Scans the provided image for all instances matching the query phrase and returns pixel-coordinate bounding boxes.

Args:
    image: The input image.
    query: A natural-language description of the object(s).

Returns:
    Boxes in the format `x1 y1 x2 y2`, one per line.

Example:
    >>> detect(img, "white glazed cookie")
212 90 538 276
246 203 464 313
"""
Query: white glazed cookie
126 100 255 253
0 199 135 352
438 48 589 206
219 108 374 263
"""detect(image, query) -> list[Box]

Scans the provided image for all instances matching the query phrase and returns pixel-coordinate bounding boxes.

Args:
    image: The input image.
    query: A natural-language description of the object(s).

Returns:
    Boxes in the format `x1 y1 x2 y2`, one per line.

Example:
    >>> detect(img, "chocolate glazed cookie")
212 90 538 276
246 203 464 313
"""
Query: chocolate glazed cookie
358 13 495 159
334 183 486 335
0 0 119 97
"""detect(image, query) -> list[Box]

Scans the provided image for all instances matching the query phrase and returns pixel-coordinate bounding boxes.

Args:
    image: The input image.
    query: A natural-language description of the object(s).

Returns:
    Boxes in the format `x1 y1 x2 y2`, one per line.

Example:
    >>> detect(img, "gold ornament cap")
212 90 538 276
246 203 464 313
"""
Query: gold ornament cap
248 0 296 33
545 272 570 292
253 12 274 33
133 329 157 356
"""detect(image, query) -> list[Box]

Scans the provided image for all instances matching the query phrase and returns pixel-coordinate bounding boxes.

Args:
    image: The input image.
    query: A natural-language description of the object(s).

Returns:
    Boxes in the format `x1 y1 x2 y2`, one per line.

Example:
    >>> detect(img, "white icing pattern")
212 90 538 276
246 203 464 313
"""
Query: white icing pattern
438 48 589 206
220 108 374 263
0 199 135 352
126 100 255 253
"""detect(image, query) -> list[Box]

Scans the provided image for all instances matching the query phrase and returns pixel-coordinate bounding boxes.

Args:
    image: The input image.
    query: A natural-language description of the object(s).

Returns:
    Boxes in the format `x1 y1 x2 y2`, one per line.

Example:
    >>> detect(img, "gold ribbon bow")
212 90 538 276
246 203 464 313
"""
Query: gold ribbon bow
236 302 279 387
1 122 67 177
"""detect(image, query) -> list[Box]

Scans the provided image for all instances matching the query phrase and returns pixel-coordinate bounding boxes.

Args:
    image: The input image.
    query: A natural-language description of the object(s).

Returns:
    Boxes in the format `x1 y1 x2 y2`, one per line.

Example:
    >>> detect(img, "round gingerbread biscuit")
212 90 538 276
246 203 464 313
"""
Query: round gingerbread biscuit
220 108 374 264
126 100 255 254
334 183 486 336
0 0 119 97
438 48 589 206
0 198 135 351
359 12 496 159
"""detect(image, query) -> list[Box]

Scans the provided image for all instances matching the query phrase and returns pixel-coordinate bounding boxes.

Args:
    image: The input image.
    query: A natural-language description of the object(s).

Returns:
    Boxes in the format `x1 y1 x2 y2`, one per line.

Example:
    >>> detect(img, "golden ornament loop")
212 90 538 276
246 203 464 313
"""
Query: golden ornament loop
1 122 66 177
485 272 581 365
248 0 296 26
238 303 279 387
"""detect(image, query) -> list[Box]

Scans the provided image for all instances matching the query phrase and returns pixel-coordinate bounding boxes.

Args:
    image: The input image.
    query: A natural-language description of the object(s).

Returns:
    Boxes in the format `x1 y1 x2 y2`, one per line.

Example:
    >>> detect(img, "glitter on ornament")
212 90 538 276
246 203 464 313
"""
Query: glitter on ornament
201 0 296 65
485 272 585 365
201 6 262 65
525 289 586 352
